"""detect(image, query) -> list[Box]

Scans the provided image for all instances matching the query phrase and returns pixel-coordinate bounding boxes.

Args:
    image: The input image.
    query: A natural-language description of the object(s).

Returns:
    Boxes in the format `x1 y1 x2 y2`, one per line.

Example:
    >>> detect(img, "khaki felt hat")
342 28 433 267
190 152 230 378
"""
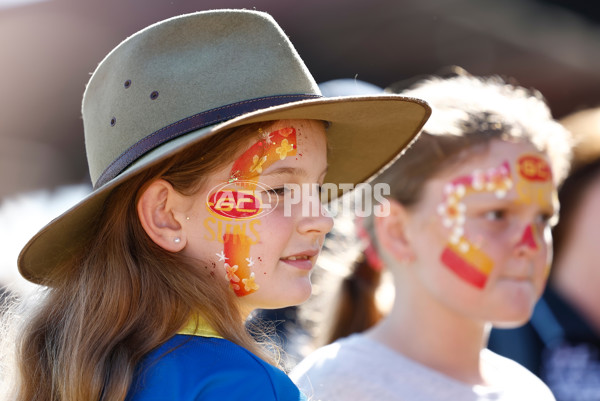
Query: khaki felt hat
18 9 430 284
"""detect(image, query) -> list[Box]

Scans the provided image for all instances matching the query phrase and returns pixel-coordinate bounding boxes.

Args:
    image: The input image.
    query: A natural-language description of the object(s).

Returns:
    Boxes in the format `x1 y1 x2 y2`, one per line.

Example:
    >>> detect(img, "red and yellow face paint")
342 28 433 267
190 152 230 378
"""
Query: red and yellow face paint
206 127 297 296
437 162 512 289
515 154 555 211
438 153 555 289
515 154 555 278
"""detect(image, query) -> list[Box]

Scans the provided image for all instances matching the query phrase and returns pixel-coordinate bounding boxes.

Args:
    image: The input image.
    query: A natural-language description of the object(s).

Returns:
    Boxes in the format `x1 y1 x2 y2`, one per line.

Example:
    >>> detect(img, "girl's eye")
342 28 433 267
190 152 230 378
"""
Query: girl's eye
266 187 289 196
483 209 507 221
535 212 558 227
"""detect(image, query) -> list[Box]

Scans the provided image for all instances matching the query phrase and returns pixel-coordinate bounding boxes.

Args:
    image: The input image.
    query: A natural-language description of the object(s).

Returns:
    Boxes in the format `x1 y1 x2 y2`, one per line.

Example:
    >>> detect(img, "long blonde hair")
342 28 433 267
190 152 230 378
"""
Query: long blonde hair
2 122 276 401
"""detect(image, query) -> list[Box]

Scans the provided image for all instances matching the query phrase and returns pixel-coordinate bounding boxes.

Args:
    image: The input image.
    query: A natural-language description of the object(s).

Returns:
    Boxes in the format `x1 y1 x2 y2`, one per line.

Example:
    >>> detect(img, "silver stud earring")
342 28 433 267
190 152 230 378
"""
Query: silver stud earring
174 237 181 244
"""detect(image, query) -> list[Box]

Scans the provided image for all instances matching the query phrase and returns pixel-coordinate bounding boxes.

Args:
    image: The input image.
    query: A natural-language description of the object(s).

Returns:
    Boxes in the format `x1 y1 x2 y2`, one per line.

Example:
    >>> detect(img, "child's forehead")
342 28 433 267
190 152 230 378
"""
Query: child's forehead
422 140 554 200
439 140 547 179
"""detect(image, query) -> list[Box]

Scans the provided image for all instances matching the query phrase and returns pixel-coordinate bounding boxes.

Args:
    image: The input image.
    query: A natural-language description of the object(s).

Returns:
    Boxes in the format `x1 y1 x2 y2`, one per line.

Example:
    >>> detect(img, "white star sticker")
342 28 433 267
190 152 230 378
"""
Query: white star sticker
245 257 255 267
264 133 273 145
216 251 228 262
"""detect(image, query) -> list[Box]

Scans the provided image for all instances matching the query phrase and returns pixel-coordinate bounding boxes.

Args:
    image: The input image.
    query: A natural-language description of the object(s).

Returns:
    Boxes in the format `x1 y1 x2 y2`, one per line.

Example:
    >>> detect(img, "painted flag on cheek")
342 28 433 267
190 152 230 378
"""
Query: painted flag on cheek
441 241 494 289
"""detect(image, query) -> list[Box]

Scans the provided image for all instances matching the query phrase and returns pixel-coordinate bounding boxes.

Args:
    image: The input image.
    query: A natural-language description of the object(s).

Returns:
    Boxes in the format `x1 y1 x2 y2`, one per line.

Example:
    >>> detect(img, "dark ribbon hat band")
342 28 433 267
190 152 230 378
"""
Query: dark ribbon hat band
94 94 321 189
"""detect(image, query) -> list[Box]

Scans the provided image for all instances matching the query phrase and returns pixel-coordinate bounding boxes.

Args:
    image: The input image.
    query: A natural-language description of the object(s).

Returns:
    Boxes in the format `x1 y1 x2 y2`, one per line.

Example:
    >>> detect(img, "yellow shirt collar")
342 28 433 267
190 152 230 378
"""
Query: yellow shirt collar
177 316 223 339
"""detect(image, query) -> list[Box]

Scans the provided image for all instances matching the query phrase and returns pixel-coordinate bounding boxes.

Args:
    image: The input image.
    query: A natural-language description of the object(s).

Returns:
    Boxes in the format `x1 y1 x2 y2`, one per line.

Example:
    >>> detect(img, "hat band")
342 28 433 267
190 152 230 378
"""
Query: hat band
94 94 321 189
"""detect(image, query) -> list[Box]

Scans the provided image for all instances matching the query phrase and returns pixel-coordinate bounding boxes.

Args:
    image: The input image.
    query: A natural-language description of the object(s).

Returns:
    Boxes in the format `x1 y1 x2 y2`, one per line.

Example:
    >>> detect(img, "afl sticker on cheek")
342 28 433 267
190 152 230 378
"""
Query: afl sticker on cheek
438 161 512 289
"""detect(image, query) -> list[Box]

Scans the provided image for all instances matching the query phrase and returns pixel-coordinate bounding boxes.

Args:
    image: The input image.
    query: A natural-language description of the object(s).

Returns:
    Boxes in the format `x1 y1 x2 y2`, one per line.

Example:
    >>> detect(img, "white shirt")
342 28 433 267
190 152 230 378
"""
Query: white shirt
290 334 556 401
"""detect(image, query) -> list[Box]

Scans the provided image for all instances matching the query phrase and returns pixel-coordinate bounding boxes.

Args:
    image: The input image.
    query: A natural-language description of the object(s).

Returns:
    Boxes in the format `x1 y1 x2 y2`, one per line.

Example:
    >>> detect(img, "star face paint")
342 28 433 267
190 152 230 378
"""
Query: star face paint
438 162 513 289
209 127 298 296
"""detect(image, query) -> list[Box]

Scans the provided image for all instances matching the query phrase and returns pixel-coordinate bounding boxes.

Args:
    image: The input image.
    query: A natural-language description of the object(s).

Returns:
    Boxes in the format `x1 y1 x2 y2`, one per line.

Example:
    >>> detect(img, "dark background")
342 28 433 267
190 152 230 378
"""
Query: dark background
2 0 600 199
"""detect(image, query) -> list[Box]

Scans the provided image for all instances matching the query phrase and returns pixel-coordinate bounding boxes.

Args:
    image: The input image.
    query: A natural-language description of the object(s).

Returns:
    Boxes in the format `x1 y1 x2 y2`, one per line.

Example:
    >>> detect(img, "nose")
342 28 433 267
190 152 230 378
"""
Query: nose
296 203 334 237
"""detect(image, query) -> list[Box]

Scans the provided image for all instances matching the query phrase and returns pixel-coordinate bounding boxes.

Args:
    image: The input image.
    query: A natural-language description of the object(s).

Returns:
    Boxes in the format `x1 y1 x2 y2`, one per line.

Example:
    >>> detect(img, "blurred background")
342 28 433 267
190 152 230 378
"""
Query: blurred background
1 0 600 290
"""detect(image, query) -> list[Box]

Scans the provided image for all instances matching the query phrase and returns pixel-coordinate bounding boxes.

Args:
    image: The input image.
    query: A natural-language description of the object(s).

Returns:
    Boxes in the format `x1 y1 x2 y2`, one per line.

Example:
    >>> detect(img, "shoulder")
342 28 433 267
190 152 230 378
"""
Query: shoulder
128 335 305 401
290 335 365 380
290 335 392 401
482 349 556 400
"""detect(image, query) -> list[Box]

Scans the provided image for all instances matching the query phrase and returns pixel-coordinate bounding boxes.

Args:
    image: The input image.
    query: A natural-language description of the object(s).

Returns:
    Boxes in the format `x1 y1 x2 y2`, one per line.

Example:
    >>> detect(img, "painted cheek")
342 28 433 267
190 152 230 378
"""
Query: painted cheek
437 161 512 289
223 233 259 296
214 127 298 297
441 243 494 289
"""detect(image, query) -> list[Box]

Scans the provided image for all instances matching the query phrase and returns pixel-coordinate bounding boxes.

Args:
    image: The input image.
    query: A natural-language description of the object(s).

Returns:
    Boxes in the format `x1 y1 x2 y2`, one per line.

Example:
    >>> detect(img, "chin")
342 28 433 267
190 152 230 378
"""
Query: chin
282 280 313 307
254 280 312 310
491 308 534 329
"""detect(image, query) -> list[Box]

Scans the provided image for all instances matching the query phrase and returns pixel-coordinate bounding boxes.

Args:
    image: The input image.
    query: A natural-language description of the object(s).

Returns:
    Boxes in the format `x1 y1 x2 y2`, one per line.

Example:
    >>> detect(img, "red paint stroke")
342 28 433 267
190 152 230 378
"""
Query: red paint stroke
230 127 297 181
441 247 488 289
518 224 538 250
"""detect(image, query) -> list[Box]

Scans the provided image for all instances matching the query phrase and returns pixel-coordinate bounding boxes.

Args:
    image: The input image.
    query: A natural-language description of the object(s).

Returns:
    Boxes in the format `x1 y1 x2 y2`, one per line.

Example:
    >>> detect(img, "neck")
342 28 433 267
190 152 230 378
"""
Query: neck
366 275 489 386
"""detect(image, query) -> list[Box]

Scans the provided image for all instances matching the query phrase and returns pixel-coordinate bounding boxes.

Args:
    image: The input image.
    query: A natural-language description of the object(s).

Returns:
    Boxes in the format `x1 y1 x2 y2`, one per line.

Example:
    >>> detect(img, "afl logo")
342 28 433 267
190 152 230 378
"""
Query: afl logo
518 155 552 182
206 180 277 220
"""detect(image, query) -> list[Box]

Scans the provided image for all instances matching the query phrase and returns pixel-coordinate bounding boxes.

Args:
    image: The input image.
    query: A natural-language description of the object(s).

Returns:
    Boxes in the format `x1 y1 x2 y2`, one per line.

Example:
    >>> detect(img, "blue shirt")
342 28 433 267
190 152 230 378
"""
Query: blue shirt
127 335 307 401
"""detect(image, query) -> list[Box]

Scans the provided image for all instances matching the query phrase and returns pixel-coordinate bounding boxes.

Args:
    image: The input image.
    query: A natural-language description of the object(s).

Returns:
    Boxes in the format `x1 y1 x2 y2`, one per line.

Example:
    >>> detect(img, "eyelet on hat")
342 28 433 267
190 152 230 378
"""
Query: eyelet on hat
110 117 116 126
150 91 159 100
124 80 131 88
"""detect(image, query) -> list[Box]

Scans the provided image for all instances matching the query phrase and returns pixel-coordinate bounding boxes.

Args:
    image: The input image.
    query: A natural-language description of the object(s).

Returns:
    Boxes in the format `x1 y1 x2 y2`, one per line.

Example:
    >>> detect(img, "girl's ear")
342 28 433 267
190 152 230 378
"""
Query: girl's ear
137 179 186 252
374 199 414 264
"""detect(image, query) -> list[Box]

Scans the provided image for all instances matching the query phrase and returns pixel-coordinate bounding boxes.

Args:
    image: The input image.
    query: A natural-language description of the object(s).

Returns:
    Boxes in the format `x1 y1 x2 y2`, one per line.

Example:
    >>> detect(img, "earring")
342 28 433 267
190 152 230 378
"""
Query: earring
174 237 181 244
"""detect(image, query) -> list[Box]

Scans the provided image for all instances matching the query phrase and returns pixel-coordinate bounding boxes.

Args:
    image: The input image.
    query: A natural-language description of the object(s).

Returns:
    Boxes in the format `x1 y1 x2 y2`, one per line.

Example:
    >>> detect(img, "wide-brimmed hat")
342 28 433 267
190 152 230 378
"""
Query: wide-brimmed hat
18 9 430 284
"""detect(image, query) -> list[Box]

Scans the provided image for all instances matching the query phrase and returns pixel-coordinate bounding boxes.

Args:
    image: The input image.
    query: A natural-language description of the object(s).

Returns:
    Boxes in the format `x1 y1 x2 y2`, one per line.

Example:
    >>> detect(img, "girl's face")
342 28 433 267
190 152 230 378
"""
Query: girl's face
404 139 557 327
181 119 332 312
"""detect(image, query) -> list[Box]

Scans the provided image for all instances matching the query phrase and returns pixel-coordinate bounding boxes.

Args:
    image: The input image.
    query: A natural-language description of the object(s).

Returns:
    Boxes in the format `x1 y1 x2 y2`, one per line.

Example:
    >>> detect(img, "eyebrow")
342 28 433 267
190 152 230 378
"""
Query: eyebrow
261 166 329 179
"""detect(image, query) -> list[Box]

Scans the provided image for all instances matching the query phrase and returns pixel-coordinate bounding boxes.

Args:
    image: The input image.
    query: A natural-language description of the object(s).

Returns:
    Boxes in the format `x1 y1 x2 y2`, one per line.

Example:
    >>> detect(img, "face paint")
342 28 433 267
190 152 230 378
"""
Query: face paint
209 127 298 296
441 242 494 289
515 154 555 210
517 224 539 250
516 154 555 278
223 233 259 296
207 188 263 219
438 161 513 289
230 127 297 184
518 155 552 182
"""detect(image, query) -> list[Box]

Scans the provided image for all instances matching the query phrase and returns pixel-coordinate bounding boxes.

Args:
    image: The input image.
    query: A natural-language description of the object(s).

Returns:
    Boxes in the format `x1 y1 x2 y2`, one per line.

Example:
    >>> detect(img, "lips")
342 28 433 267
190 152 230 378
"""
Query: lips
280 250 319 270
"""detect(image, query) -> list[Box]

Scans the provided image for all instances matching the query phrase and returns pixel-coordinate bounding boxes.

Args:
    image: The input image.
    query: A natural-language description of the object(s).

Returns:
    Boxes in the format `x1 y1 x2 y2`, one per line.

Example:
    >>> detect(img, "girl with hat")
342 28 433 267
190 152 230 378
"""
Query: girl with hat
291 73 571 401
1 9 429 401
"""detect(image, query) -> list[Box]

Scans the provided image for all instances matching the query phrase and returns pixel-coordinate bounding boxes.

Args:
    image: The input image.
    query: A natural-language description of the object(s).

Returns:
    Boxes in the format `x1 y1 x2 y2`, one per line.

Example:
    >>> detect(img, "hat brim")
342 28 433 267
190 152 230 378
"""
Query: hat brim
18 95 430 284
